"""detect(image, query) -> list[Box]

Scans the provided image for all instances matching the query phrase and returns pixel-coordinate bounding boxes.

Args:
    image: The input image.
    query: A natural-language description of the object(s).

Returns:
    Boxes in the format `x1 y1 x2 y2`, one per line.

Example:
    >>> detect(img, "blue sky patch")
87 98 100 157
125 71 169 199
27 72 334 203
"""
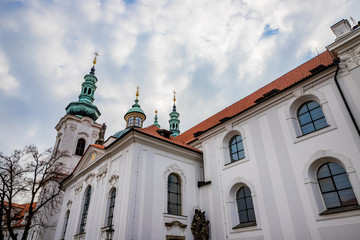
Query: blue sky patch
262 24 279 38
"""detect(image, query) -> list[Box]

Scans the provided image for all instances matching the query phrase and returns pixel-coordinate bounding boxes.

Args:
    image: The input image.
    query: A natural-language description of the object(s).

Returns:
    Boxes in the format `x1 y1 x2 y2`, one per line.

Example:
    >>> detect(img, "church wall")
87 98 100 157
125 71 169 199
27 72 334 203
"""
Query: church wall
196 66 360 239
54 134 203 240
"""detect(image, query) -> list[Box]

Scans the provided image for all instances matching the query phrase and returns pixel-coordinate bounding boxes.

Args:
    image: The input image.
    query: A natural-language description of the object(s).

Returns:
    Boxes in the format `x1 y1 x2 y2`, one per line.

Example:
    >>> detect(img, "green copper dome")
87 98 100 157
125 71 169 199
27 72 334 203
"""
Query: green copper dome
65 67 101 121
126 99 145 115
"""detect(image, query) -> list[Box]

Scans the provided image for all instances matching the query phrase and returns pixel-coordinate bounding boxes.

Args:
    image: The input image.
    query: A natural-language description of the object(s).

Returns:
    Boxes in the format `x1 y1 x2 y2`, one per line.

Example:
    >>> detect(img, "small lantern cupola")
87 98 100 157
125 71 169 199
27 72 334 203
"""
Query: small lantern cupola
169 90 180 136
124 86 146 128
154 109 160 128
65 52 101 121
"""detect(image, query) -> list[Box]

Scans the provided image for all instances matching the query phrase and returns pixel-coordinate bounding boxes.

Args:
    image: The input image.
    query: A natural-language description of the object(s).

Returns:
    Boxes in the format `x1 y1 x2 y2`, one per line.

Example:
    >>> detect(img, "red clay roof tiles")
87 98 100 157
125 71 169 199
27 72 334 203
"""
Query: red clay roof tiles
176 51 334 144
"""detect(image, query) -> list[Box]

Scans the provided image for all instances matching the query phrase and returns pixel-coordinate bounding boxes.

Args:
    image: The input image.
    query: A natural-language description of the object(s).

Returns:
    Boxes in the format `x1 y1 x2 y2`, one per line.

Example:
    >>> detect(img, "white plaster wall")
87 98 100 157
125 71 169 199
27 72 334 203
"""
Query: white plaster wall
54 135 203 240
198 71 360 240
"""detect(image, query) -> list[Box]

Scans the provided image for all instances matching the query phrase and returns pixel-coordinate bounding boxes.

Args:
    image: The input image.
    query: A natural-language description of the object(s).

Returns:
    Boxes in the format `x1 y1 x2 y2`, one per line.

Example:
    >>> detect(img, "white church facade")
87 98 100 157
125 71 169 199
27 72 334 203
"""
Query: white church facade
46 19 360 240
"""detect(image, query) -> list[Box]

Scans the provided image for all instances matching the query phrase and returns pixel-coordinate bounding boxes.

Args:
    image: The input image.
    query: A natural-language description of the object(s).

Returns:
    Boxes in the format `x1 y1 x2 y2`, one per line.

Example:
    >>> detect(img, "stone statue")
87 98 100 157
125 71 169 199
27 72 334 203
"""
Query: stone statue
95 123 106 145
191 208 210 240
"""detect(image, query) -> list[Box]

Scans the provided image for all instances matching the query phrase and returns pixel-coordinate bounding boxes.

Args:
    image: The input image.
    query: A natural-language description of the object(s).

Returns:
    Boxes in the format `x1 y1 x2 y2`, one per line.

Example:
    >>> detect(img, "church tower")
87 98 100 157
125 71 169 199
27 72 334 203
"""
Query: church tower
124 86 146 128
169 91 180 136
53 54 103 172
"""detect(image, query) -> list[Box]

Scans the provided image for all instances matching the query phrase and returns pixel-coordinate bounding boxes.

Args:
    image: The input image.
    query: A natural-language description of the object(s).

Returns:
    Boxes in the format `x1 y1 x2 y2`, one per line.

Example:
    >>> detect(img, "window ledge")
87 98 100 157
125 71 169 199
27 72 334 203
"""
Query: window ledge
74 233 86 240
163 213 188 219
294 124 336 144
232 221 257 229
319 205 360 215
223 158 249 170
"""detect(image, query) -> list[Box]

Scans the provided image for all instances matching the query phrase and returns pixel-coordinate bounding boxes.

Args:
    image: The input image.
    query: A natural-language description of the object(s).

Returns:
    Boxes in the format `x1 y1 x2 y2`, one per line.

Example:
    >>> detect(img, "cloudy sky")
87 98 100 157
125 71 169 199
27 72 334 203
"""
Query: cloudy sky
0 0 359 155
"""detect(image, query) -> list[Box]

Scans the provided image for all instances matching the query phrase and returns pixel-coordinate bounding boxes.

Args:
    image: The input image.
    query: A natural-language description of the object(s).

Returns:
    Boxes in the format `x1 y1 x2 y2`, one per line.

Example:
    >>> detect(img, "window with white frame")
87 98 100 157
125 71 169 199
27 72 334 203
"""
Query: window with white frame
235 186 256 228
106 188 116 227
297 101 328 135
79 186 92 234
229 135 245 162
167 173 181 215
317 162 358 209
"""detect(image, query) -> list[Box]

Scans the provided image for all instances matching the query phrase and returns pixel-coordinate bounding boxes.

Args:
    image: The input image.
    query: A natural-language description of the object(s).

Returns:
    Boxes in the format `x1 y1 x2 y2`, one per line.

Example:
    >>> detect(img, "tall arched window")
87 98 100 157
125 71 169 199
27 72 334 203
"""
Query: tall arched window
60 210 70 240
106 188 116 227
75 138 86 156
79 186 92 234
297 101 328 135
168 173 181 215
236 186 256 225
229 135 245 162
317 162 358 209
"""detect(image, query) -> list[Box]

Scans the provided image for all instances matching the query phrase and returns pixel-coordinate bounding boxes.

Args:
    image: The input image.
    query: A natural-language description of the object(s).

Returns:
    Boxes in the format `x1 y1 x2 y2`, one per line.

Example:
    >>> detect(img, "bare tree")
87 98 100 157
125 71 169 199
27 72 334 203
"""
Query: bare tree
0 145 68 240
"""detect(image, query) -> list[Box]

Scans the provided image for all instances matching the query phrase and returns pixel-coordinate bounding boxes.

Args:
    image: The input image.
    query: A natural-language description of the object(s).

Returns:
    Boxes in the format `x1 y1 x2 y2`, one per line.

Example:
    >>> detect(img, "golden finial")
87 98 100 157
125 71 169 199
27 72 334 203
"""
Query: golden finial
93 52 99 66
136 86 140 100
173 90 176 104
155 109 158 114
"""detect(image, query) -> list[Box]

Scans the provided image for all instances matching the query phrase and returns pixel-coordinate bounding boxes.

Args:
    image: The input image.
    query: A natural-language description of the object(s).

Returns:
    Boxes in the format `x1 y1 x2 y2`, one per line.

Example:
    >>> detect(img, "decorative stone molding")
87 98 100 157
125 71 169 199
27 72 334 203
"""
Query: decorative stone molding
85 173 95 185
74 182 83 195
225 123 233 132
339 45 360 70
70 123 77 132
164 164 186 184
92 130 98 138
165 221 187 229
96 166 108 182
66 200 73 209
164 214 187 237
108 174 119 186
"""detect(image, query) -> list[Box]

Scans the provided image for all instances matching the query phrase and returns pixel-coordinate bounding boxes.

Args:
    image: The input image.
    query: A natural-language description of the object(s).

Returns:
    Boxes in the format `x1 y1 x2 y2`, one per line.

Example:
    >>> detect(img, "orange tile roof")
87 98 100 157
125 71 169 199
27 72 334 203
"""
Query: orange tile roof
90 144 105 149
135 125 202 153
3 202 37 227
176 51 335 144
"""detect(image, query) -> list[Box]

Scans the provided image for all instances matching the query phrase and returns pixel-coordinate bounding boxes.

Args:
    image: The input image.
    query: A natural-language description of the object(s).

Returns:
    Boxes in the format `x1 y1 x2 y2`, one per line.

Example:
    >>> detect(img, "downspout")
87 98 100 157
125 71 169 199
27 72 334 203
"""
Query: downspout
333 60 360 137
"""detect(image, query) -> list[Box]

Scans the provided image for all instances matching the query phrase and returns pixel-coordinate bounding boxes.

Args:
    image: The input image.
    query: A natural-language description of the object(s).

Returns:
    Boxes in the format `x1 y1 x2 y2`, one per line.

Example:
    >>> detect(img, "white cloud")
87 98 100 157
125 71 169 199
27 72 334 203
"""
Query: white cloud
0 0 359 153
0 51 19 95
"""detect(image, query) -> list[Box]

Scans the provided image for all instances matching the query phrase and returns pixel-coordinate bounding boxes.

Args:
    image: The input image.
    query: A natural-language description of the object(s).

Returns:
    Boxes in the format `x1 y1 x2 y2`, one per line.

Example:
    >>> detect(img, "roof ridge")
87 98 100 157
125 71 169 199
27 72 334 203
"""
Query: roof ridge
177 51 334 143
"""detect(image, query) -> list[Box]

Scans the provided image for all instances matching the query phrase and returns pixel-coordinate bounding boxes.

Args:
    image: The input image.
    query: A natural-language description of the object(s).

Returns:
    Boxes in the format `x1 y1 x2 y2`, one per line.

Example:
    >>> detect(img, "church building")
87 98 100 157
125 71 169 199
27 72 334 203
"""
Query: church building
47 18 360 240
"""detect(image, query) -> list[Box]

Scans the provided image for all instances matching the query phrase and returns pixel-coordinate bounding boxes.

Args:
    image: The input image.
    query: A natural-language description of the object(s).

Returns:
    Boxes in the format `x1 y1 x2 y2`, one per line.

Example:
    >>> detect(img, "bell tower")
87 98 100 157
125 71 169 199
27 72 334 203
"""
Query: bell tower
53 53 103 173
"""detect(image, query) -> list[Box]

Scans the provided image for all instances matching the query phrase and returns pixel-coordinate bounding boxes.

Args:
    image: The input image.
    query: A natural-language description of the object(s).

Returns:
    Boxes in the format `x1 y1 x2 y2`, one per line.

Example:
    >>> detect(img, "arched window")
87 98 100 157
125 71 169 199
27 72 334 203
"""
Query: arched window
106 188 116 227
135 117 142 127
60 210 70 240
297 101 328 135
168 173 181 215
83 87 87 94
87 88 91 94
79 186 92 234
317 162 358 209
229 135 245 162
75 138 86 156
236 186 256 225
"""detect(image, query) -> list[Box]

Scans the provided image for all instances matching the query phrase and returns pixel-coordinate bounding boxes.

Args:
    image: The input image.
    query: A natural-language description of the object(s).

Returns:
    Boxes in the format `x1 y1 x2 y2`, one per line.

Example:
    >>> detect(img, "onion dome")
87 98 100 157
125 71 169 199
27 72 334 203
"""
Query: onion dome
65 53 101 121
124 86 146 128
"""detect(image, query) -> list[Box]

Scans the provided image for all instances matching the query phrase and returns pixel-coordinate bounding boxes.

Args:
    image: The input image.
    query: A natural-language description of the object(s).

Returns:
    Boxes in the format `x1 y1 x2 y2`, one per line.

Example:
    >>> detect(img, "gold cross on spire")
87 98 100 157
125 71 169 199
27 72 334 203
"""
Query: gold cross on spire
136 86 140 100
173 90 176 104
93 52 99 66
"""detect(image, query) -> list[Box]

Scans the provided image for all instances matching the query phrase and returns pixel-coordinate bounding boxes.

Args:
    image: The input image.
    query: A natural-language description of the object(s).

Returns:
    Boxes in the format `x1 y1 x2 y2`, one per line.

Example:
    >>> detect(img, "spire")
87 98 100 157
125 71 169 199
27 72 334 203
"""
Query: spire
124 86 146 128
65 53 101 121
169 90 180 136
154 110 160 128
